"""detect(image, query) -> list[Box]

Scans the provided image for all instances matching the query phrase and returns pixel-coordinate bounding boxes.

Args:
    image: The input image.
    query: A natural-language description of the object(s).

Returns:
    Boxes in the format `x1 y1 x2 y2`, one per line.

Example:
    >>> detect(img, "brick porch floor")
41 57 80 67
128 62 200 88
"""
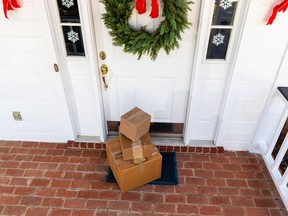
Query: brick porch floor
0 141 287 216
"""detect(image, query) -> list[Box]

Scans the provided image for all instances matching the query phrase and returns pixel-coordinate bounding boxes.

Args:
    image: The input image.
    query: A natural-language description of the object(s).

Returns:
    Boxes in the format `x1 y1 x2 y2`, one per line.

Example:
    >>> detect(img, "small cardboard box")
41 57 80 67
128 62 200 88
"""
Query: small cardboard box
105 138 162 192
119 132 157 160
119 107 151 141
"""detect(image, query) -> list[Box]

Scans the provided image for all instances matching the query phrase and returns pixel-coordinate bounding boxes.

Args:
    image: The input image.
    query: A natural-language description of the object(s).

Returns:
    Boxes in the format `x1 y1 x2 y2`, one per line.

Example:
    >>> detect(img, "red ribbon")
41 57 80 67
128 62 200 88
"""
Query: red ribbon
136 0 159 18
267 0 288 25
149 0 158 18
136 0 146 15
3 0 21 19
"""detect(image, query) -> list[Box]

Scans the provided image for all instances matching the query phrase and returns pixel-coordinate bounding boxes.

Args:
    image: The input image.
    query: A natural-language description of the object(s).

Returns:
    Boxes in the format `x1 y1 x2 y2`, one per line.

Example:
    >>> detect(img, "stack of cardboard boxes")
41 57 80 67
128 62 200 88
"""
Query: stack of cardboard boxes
105 107 162 192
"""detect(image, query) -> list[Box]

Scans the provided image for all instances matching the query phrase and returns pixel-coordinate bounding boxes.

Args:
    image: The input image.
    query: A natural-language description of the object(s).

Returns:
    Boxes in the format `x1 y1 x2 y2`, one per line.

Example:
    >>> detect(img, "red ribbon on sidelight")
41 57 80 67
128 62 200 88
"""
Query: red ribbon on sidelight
267 0 288 25
136 0 159 18
3 0 21 19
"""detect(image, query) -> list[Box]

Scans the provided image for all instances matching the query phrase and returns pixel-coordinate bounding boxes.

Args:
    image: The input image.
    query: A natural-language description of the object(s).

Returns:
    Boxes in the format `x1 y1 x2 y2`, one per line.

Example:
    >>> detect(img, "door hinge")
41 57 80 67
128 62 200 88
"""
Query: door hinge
54 64 59 72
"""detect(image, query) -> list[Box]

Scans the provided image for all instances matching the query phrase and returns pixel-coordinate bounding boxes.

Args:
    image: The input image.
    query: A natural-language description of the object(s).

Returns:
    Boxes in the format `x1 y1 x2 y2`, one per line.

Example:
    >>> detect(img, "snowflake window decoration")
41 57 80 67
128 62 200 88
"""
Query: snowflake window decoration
212 33 225 46
219 0 232 10
67 30 79 43
62 0 75 8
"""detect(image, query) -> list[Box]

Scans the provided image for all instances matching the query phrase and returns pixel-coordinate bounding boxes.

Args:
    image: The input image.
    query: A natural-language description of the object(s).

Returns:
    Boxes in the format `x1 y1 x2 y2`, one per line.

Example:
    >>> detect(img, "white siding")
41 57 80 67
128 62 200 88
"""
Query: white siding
0 0 74 142
216 0 288 150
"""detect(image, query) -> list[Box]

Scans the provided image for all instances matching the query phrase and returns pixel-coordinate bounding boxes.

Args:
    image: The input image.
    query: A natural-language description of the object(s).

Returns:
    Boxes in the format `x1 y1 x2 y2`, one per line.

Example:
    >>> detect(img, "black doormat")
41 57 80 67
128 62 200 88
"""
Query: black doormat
107 152 178 185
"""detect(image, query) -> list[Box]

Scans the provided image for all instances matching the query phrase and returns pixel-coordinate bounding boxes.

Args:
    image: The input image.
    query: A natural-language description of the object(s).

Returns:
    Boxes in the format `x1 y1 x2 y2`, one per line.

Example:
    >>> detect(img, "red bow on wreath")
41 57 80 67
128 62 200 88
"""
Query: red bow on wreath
136 0 159 18
267 0 288 25
2 0 21 19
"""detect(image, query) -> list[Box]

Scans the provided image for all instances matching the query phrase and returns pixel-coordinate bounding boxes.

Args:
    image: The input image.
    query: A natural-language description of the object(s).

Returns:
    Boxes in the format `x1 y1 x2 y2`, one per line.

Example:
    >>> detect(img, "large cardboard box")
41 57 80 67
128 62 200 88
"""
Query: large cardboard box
105 138 162 192
119 107 151 141
119 132 157 160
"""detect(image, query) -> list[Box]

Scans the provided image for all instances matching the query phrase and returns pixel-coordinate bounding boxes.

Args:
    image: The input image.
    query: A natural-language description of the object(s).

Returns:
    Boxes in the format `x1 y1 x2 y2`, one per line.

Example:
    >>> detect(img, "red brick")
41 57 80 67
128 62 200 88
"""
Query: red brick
143 193 164 202
185 162 203 169
199 205 222 215
177 168 193 176
177 204 199 214
71 180 92 189
10 148 30 154
28 149 46 155
175 185 196 194
58 164 77 171
69 157 88 163
1 161 20 168
108 201 130 210
0 147 10 153
64 199 86 208
20 196 42 206
72 209 95 216
86 200 108 209
197 186 217 195
50 156 69 163
82 151 100 157
187 195 209 204
30 179 50 187
269 209 288 216
165 194 186 203
15 155 34 161
24 170 43 177
1 186 14 194
217 147 225 153
218 187 240 196
223 207 245 216
229 157 249 164
173 146 180 152
210 156 229 163
206 179 226 187
210 196 231 205
5 169 25 177
0 195 21 204
35 188 57 197
239 188 261 197
176 154 191 161
14 187 35 195
22 141 39 148
42 197 64 207
154 185 175 193
44 171 63 178
222 164 242 171
226 179 248 187
213 170 234 178
39 142 57 149
19 162 38 169
185 177 205 185
46 149 64 155
64 150 82 157
254 198 277 207
77 164 96 172
194 170 213 178
95 210 117 216
51 179 71 188
56 189 78 198
99 191 120 200
78 190 99 199
38 163 58 170
154 203 176 213
9 178 29 186
50 208 72 216
121 192 142 201
83 173 102 181
246 208 271 216
64 171 83 179
26 207 49 216
0 176 10 184
203 163 222 170
231 197 255 207
3 205 26 215
247 180 269 188
131 202 153 213
188 147 195 152
133 184 154 192
191 155 210 162
5 141 22 147
33 156 51 162
91 182 112 190
242 164 259 171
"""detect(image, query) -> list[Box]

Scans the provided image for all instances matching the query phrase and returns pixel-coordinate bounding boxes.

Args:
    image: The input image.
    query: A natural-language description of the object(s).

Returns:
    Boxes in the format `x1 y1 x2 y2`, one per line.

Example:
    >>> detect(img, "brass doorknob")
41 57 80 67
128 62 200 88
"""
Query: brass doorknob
100 64 108 90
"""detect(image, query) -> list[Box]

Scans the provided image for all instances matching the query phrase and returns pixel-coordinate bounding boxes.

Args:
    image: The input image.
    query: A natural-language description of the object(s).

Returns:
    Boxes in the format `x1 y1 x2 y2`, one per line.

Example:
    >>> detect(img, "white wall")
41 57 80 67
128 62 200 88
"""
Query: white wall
216 0 288 151
0 0 74 142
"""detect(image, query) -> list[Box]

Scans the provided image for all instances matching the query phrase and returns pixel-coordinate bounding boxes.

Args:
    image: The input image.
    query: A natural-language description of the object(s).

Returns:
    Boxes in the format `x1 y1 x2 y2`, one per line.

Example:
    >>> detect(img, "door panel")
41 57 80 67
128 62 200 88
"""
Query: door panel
92 0 200 124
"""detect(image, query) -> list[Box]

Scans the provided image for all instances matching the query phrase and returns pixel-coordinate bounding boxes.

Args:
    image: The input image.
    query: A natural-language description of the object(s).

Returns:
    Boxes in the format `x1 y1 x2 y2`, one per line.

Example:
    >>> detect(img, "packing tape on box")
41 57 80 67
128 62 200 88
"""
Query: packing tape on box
132 139 143 159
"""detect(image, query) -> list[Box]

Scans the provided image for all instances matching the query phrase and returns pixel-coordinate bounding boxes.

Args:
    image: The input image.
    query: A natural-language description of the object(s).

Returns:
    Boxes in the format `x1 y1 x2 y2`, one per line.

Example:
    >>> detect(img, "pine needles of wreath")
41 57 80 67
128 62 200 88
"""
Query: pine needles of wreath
100 0 192 60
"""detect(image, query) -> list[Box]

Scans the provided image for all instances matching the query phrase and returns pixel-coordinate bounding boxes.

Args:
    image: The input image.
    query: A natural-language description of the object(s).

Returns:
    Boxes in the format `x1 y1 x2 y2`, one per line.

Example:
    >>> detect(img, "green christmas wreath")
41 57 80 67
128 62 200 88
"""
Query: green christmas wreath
100 0 192 60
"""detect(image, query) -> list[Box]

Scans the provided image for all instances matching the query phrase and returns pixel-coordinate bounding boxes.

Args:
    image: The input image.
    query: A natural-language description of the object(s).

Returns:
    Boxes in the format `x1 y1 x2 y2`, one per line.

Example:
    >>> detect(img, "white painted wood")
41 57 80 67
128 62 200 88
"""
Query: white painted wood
272 134 288 171
0 0 75 142
44 0 106 140
91 0 200 126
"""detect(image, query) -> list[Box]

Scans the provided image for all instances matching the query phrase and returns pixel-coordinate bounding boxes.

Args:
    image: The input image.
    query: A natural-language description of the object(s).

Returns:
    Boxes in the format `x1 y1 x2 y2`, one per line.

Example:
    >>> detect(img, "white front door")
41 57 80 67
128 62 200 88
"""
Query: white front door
91 0 200 125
